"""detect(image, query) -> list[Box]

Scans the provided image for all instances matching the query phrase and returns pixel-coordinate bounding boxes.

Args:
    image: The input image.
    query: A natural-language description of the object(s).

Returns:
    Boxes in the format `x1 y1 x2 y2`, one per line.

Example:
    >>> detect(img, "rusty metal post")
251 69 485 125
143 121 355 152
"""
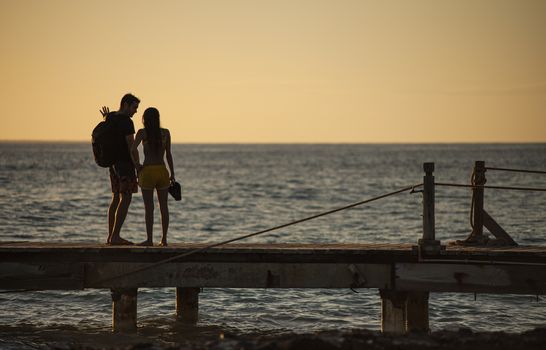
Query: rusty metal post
419 162 441 253
176 287 200 324
111 288 137 333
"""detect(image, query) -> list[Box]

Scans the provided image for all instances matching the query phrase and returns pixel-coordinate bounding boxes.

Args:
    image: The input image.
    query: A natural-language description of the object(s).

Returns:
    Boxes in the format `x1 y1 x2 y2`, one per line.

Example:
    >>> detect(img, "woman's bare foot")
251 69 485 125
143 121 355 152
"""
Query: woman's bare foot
108 237 133 245
137 240 153 246
159 240 168 247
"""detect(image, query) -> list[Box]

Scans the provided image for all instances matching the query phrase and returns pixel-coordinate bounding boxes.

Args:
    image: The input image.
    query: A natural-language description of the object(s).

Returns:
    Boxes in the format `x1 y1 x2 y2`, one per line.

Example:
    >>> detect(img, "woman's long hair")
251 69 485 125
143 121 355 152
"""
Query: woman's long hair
142 107 162 154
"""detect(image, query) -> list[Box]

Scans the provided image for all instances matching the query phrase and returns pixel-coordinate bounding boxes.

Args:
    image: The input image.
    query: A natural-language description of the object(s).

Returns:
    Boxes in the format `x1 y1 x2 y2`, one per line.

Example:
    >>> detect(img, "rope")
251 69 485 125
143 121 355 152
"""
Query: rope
485 167 546 175
91 184 422 286
435 183 546 192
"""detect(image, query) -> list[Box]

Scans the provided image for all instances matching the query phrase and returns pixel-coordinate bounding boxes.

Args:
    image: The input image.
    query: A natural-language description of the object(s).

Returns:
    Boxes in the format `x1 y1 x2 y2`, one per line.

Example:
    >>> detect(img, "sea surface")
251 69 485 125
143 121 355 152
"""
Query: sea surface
0 143 545 348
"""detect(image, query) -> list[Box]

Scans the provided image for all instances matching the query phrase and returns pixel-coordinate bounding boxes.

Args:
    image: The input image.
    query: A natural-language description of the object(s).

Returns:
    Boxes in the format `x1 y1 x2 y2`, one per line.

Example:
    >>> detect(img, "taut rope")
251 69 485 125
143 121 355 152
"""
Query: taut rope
485 167 546 175
91 184 422 286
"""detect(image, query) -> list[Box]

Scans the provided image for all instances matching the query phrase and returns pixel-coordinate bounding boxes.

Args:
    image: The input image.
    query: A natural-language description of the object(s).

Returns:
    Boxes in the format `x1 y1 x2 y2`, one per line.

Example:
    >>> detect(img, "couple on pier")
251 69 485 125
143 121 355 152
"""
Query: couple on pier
101 93 175 246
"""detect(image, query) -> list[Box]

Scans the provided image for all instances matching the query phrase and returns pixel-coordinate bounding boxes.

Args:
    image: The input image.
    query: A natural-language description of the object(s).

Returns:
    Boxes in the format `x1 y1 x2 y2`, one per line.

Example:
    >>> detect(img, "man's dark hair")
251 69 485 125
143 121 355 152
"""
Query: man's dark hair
120 93 140 108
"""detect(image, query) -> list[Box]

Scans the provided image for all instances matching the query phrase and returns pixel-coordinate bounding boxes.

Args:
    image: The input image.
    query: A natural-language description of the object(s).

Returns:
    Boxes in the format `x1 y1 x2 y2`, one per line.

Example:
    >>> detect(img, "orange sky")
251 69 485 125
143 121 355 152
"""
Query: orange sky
1 0 545 143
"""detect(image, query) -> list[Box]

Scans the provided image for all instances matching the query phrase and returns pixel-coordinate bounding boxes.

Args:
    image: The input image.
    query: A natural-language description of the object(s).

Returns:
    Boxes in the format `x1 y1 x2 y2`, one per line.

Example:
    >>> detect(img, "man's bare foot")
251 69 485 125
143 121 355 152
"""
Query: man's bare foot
109 237 133 245
138 240 153 246
159 240 168 247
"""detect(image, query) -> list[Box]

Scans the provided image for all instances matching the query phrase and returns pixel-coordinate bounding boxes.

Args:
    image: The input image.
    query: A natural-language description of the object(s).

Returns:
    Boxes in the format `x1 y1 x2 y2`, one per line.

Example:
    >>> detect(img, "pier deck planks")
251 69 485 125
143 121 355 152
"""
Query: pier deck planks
1 242 545 293
1 241 546 262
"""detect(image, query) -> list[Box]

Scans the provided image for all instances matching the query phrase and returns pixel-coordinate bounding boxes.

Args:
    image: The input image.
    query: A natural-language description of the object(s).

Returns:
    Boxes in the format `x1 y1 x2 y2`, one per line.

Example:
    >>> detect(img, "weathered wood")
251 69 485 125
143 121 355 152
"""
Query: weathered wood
85 262 393 289
483 210 518 246
0 242 418 264
405 291 429 332
471 161 486 239
395 263 546 294
2 242 545 263
0 262 84 290
422 162 436 241
176 287 200 323
419 163 442 253
380 290 429 334
380 289 407 334
111 288 138 333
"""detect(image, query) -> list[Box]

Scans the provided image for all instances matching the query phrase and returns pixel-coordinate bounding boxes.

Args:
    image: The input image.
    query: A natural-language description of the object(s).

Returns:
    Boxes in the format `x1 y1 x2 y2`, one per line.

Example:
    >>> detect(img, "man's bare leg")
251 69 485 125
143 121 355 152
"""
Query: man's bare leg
110 192 133 245
107 193 120 244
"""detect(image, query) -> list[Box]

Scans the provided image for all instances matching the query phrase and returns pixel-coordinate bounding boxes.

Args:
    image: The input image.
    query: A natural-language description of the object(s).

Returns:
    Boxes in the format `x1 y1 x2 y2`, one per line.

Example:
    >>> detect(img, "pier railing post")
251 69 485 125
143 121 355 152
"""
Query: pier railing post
176 287 200 324
111 288 138 333
470 160 486 242
418 162 441 253
458 160 517 246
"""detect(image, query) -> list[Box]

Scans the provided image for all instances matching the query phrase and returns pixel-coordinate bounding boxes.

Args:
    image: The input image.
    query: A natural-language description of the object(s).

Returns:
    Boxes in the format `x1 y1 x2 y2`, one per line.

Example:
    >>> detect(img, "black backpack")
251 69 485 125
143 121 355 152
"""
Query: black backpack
92 114 120 167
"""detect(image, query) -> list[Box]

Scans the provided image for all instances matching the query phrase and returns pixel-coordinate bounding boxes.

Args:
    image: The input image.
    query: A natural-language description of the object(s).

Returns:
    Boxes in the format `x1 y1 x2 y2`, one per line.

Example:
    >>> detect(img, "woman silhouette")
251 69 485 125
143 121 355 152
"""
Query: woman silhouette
131 107 175 246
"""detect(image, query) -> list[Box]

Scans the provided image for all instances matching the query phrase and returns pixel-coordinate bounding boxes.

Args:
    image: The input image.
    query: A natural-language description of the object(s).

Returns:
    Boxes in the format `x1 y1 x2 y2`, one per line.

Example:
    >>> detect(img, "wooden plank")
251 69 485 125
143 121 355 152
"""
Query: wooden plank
84 262 393 289
0 262 84 290
395 263 546 294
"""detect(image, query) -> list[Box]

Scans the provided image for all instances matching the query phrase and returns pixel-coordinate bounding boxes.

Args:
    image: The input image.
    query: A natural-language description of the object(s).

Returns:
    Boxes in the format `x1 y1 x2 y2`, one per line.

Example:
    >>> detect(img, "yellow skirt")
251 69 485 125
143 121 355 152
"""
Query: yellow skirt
138 164 170 190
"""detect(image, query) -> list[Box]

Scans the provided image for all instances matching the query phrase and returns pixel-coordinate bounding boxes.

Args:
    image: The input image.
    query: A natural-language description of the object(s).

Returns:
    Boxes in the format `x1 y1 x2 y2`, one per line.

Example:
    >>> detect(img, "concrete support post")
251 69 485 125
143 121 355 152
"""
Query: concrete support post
176 287 200 324
405 291 430 333
111 288 138 333
380 289 407 334
380 290 430 334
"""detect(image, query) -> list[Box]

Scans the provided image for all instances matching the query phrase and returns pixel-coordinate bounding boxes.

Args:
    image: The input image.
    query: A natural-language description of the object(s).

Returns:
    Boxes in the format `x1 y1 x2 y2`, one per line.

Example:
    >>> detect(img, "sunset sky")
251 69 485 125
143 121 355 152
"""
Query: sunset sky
1 0 545 143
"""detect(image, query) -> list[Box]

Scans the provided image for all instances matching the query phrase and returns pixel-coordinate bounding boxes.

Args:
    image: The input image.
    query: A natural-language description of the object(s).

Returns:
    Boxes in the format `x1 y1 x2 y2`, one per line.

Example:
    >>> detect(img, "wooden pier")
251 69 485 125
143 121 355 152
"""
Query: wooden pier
1 241 545 333
1 161 545 333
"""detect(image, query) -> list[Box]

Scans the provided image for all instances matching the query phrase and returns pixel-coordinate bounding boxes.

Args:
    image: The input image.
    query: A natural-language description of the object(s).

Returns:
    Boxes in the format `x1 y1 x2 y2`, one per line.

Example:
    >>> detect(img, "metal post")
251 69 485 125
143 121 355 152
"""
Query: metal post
418 162 441 252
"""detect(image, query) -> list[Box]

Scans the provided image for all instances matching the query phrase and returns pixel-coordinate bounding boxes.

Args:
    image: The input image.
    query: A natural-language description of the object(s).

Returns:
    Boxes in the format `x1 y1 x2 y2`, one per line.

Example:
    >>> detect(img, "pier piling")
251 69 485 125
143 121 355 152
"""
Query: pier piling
176 287 200 323
405 291 429 332
111 288 138 332
380 290 430 333
380 289 406 333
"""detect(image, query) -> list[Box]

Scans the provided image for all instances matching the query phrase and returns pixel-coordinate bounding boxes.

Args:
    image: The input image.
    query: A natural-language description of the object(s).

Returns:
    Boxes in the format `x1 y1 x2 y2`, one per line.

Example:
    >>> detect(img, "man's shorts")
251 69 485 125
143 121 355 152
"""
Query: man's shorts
138 164 170 190
109 161 138 194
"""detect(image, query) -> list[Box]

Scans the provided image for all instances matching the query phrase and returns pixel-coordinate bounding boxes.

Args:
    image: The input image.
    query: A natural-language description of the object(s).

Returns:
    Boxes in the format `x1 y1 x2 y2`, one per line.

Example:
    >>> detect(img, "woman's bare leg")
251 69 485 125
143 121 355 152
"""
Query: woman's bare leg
157 188 169 246
140 189 155 246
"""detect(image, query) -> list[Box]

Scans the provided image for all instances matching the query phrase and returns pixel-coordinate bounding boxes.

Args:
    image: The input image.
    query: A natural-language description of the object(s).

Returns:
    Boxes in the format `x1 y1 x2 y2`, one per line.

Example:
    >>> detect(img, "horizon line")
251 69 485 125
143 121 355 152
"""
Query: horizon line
1 139 545 145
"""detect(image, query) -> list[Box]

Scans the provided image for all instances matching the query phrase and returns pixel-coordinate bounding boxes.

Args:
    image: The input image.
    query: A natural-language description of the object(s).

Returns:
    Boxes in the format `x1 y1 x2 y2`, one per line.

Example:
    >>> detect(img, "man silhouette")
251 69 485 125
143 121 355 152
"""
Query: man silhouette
100 93 140 245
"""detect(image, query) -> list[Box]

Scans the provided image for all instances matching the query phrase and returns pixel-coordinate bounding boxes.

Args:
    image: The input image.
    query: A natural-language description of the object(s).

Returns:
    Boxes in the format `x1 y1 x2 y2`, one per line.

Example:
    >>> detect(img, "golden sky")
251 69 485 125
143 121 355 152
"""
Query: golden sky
1 0 545 142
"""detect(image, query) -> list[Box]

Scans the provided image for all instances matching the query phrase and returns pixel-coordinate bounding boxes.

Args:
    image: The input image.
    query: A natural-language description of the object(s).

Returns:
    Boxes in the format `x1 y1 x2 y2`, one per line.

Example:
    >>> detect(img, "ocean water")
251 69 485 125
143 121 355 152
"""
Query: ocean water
0 143 545 346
